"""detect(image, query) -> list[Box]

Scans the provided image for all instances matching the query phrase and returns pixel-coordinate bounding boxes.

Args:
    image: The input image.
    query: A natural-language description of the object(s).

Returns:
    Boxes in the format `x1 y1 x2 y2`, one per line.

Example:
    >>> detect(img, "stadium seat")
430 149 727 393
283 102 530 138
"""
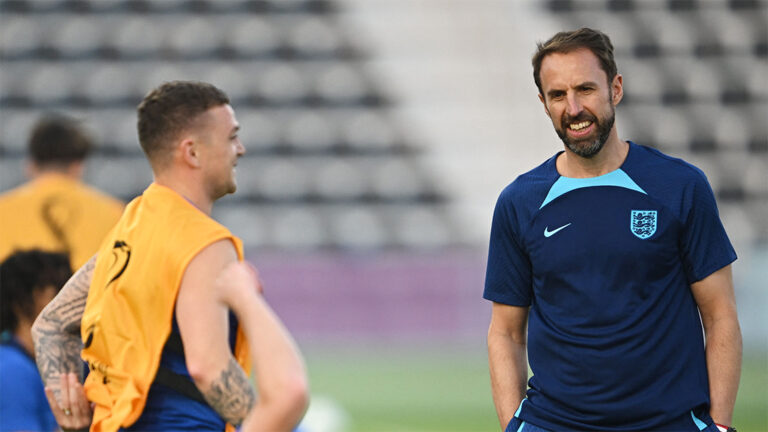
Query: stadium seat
643 13 696 54
213 204 270 247
312 159 368 200
227 17 280 58
85 155 152 199
0 16 43 58
742 157 768 195
719 203 756 245
257 63 309 104
111 17 164 58
247 157 310 201
284 111 339 152
328 206 387 249
341 111 399 153
137 65 188 96
370 159 426 201
166 18 221 57
203 65 249 101
651 108 691 151
0 110 39 154
236 110 282 152
618 58 664 104
25 65 76 105
0 158 25 191
313 63 370 104
53 16 104 57
392 206 451 249
82 65 141 104
286 16 344 57
714 110 752 150
269 207 328 250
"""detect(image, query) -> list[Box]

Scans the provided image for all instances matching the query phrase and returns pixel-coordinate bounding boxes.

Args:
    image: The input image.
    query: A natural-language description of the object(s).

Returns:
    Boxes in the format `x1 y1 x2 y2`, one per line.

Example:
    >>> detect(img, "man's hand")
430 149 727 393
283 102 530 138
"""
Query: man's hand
216 261 264 306
44 372 92 431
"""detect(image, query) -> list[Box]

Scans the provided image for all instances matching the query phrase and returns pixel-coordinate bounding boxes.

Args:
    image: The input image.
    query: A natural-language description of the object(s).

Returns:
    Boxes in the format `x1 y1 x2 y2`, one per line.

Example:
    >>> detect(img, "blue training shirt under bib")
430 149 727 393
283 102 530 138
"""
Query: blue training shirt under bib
484 141 736 431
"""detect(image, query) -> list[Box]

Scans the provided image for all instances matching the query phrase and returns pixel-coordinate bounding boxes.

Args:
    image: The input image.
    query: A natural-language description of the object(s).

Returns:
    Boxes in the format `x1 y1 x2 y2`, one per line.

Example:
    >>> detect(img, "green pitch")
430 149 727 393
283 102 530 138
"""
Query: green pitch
303 343 767 432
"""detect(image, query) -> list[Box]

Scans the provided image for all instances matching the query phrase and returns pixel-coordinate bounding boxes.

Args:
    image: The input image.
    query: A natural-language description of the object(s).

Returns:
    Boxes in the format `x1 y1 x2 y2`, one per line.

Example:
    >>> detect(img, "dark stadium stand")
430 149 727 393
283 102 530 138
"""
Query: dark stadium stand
544 0 767 243
0 0 459 251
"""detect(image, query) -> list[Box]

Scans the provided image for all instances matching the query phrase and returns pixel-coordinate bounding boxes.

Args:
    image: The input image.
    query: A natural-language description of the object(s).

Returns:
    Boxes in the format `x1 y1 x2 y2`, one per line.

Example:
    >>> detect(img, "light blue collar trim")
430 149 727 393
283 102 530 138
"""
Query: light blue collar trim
540 168 646 209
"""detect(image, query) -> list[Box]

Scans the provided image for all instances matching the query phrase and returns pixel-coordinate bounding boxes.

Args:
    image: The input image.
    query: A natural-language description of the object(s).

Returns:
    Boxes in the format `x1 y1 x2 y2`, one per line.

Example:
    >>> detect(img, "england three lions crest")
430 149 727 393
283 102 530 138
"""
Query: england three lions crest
631 210 657 239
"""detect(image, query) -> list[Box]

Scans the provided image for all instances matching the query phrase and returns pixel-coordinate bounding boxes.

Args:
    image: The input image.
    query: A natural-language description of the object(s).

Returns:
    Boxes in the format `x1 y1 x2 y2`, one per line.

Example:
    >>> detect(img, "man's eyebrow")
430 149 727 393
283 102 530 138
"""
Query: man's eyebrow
577 81 599 88
546 88 565 98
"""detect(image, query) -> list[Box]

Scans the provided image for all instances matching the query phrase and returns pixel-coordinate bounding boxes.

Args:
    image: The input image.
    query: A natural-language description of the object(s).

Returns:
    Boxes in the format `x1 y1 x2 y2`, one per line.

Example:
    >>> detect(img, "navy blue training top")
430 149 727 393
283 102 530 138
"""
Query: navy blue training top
484 141 736 431
125 312 239 431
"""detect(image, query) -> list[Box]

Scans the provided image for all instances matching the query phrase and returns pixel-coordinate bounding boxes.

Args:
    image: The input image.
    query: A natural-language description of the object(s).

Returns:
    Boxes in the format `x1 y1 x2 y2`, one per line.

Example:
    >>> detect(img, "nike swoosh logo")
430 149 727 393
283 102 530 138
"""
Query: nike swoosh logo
544 223 572 238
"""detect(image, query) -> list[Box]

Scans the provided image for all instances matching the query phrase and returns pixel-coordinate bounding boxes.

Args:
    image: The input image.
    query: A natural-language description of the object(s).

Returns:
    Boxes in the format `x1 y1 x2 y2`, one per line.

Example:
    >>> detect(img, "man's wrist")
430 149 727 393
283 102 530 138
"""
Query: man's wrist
715 423 737 432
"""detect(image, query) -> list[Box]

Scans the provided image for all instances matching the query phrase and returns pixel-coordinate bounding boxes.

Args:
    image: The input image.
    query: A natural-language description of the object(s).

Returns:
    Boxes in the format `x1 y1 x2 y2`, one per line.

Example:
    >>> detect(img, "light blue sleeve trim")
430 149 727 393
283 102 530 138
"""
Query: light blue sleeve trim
690 410 708 431
516 421 527 432
539 169 647 209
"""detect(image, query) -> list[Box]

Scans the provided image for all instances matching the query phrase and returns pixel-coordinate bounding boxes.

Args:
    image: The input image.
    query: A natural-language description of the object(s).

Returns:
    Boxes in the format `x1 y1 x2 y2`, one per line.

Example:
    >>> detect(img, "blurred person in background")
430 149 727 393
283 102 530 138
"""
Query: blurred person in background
484 28 741 432
0 114 124 271
32 81 308 432
0 250 71 432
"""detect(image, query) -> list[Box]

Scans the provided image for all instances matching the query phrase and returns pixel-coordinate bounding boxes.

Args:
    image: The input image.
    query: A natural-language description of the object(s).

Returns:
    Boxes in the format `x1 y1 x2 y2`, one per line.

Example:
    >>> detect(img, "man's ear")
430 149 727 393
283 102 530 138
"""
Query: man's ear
538 93 551 118
611 74 624 106
179 137 202 168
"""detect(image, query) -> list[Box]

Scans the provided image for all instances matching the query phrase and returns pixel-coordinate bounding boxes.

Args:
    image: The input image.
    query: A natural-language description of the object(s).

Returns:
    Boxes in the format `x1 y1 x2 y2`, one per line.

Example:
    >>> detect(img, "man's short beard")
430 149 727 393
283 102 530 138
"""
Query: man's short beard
556 105 615 159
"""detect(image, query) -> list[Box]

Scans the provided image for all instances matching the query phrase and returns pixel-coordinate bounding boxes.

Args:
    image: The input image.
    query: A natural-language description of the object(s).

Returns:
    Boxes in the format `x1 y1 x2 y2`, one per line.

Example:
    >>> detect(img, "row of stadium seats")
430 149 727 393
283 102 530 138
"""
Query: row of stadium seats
1 15 356 60
80 155 444 204
618 104 767 152
213 203 458 251
546 0 765 13
0 0 336 14
3 106 763 157
0 109 405 156
3 59 763 109
0 62 382 108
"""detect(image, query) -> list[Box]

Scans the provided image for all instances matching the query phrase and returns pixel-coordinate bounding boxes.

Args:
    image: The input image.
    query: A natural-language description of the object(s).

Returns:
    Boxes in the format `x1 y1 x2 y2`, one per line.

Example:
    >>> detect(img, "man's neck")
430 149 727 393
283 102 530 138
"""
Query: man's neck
556 132 629 178
153 175 214 215
13 322 34 357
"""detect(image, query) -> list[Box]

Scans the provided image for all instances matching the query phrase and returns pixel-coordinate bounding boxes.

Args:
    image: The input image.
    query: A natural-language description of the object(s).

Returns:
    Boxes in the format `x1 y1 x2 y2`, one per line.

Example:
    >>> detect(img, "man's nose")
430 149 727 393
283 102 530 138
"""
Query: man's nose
566 93 583 117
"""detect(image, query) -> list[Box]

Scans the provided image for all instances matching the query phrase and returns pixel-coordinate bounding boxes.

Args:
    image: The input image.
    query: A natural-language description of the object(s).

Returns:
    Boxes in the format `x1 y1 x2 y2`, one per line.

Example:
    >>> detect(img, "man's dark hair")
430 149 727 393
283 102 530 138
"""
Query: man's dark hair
28 114 93 166
137 81 230 163
532 27 618 97
0 250 71 333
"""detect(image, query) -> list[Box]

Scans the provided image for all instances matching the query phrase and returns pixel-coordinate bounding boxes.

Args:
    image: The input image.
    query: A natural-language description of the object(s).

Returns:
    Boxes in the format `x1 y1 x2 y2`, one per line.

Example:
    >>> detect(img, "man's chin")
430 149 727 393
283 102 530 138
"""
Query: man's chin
565 139 604 158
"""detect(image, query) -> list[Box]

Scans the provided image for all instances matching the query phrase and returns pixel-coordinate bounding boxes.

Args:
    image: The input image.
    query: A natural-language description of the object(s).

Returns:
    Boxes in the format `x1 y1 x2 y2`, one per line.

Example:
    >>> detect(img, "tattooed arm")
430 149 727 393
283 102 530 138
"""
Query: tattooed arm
32 254 96 430
177 240 308 428
217 261 309 431
32 254 95 386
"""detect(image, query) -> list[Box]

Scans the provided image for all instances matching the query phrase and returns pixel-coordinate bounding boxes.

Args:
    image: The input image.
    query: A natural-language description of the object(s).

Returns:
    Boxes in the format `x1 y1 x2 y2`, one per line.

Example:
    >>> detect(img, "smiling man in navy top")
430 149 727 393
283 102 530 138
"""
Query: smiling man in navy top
484 28 741 432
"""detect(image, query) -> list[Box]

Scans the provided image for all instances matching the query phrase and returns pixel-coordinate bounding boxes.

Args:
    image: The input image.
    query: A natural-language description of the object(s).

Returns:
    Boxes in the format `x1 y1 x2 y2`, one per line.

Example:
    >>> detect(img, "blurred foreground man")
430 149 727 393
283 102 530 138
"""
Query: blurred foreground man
1 250 71 431
484 28 741 432
0 115 123 270
32 81 308 431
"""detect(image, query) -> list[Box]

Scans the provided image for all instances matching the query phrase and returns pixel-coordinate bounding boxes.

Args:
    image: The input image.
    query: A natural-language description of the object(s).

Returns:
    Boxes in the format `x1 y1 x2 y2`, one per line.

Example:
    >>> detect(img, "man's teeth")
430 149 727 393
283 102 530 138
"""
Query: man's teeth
569 121 592 131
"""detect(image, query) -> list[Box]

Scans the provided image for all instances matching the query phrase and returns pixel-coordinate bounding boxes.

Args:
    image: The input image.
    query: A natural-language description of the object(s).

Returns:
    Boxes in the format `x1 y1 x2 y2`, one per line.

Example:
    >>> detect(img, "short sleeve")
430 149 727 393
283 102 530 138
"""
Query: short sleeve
483 190 533 306
680 171 737 283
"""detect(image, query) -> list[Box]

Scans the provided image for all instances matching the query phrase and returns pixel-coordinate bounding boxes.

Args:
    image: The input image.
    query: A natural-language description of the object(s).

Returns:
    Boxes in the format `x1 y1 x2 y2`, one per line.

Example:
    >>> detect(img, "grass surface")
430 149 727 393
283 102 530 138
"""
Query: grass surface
303 343 767 432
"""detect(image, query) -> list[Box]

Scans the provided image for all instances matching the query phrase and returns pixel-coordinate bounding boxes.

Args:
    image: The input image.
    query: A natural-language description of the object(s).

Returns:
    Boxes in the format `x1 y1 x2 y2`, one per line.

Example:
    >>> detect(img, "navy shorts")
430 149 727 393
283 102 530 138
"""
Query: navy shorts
505 406 721 432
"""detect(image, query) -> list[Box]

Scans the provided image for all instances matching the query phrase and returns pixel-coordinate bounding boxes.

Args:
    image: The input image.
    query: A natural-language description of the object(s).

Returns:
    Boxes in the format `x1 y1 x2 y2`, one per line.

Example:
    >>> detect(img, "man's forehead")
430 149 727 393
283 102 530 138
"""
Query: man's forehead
540 49 606 87
201 104 236 124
